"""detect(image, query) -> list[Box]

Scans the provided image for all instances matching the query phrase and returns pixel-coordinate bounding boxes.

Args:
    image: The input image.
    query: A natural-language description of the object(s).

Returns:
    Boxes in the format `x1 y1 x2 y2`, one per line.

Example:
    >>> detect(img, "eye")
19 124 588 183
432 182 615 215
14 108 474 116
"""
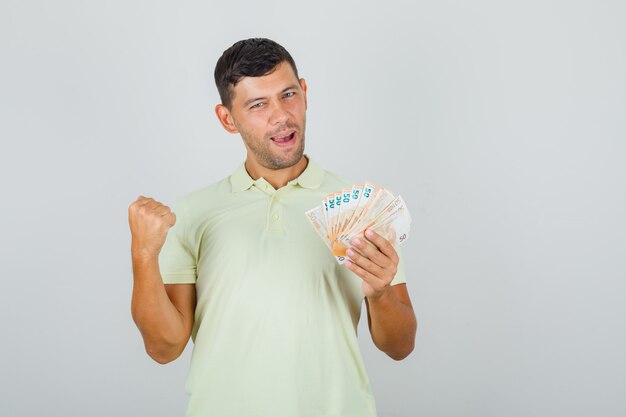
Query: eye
250 102 264 109
284 91 296 98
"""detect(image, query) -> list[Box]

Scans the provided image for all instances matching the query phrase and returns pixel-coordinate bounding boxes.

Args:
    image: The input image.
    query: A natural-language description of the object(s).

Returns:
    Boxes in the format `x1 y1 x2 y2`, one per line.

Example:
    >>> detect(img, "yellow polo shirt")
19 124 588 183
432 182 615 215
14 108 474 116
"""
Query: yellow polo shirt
158 156 406 417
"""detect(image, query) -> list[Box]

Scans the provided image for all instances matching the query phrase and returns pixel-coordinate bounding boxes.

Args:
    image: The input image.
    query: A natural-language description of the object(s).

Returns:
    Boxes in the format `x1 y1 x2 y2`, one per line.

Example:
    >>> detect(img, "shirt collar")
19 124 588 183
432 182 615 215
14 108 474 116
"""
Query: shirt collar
229 154 325 193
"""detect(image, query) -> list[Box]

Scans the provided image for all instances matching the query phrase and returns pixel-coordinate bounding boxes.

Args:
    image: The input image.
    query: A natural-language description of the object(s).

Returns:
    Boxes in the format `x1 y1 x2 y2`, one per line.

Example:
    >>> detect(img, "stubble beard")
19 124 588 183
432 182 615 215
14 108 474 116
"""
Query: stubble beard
240 116 307 170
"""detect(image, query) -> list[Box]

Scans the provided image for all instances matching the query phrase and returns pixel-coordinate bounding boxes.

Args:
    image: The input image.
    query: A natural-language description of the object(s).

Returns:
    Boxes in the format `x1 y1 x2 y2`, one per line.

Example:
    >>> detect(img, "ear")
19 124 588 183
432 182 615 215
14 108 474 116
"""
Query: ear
299 78 308 110
215 104 239 134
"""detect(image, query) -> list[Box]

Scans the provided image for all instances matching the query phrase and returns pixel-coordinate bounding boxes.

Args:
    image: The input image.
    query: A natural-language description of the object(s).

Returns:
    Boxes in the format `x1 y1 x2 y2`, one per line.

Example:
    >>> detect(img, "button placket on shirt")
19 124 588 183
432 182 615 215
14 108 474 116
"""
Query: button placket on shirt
253 178 287 234
267 186 288 234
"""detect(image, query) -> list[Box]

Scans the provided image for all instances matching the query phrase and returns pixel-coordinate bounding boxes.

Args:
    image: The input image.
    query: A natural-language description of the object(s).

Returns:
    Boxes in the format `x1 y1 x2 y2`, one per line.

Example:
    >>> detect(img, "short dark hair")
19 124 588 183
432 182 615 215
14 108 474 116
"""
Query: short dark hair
214 38 300 109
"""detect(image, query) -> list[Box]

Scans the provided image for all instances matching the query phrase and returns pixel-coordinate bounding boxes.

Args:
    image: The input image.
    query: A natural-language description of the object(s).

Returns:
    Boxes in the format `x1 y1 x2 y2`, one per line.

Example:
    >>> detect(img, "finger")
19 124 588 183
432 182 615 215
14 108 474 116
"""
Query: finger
350 236 390 269
164 212 176 227
364 229 399 265
144 201 165 211
137 196 156 207
345 259 380 286
155 205 171 216
346 247 385 282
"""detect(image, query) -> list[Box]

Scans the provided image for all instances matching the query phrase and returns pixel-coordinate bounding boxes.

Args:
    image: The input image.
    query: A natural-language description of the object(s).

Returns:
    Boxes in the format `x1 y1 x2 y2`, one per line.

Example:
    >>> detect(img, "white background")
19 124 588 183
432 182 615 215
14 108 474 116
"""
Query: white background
1 0 625 416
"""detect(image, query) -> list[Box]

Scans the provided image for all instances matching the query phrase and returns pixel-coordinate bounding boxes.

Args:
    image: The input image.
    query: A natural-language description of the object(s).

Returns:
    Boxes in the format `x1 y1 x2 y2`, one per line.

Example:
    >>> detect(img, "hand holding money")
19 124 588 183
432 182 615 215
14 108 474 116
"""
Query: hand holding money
306 183 411 298
128 196 177 258
345 229 399 300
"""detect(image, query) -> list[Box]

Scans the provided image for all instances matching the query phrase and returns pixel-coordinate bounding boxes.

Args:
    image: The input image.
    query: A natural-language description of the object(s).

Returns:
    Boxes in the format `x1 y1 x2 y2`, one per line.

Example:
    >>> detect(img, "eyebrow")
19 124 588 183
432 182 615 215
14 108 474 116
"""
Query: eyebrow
242 84 300 108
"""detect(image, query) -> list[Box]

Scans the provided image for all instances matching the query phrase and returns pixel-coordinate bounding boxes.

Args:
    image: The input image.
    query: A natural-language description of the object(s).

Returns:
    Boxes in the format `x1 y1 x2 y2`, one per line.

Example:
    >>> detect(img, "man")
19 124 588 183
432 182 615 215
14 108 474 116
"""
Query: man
128 38 417 417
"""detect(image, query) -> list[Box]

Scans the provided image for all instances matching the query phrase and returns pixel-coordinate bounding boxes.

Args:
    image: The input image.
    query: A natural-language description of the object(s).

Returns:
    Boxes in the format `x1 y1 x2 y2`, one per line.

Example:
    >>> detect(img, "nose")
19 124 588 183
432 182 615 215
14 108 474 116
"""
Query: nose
268 100 289 125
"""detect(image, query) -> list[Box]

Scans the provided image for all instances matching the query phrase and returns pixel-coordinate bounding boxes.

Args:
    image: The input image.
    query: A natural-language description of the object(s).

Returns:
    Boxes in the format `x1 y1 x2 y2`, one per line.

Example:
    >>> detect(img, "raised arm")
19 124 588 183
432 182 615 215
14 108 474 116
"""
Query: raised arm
128 196 196 364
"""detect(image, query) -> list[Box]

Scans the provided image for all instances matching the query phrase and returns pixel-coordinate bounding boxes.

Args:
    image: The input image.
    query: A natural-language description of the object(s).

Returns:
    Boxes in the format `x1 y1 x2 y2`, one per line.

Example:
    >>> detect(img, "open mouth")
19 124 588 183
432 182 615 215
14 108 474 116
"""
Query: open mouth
270 131 296 147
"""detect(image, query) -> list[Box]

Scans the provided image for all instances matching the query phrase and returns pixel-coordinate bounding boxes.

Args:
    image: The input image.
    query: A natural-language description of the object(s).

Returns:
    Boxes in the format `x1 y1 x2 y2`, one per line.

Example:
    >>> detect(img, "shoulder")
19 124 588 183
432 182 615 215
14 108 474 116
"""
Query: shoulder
317 165 354 193
171 175 231 219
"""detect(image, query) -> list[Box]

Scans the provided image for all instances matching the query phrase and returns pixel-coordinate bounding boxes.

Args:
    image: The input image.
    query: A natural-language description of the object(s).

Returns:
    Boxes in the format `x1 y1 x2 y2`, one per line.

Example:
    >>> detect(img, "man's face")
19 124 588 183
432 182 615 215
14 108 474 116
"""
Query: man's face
220 61 307 170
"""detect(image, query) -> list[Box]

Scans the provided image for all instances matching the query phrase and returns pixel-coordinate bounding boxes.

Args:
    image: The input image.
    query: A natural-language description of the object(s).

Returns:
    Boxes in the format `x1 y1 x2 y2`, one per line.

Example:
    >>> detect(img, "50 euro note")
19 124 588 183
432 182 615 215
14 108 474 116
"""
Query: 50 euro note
338 187 395 244
305 184 412 264
305 205 330 250
339 195 412 255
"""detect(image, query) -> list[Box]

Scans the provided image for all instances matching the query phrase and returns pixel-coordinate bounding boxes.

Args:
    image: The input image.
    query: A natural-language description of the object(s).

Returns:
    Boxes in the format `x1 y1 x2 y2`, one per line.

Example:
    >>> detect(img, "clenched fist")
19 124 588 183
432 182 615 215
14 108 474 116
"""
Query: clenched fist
128 196 176 258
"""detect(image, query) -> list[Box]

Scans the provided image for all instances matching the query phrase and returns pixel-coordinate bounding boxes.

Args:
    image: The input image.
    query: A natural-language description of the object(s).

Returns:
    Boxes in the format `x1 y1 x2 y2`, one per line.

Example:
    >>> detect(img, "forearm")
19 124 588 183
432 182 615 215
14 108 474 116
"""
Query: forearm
131 250 188 363
366 288 417 360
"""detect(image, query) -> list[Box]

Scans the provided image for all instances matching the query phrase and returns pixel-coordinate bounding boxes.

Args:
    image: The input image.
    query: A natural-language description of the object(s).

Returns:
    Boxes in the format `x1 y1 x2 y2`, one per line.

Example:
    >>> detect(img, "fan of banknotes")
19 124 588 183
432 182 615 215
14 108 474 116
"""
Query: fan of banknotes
305 183 412 264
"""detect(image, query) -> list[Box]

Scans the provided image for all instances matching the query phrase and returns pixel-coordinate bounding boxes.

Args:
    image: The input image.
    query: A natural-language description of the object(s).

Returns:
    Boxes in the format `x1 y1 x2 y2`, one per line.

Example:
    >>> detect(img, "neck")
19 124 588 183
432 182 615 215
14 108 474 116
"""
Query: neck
245 155 308 189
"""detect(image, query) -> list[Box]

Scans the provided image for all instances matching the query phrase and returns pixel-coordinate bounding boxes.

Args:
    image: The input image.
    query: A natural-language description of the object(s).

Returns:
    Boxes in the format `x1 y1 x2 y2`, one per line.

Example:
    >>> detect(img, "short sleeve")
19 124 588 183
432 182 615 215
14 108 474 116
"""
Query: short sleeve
158 200 197 284
389 245 407 286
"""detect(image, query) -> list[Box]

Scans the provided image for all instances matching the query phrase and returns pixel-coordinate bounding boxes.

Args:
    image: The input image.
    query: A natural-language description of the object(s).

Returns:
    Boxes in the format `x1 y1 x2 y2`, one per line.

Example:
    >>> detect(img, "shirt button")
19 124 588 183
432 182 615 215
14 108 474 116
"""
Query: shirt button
272 214 280 221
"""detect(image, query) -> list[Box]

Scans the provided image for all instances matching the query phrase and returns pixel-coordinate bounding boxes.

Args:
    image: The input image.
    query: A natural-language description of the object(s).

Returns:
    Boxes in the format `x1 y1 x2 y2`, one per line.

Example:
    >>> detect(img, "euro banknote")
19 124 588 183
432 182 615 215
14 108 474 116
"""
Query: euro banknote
305 183 412 264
